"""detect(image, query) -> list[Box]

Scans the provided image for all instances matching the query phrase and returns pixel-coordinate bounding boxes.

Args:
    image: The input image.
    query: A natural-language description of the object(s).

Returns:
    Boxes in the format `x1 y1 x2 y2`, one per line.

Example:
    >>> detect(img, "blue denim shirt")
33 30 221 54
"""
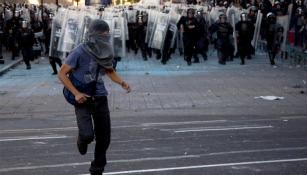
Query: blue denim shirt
65 44 108 96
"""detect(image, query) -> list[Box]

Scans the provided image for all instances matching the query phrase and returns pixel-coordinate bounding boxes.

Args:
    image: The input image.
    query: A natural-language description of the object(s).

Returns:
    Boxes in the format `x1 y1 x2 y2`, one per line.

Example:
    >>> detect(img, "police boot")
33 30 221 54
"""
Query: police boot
240 58 245 65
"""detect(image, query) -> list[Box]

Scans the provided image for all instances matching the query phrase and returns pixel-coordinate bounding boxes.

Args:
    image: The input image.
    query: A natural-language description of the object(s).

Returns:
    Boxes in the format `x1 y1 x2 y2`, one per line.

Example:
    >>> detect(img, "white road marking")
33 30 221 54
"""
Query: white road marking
1 151 306 173
207 147 307 156
0 155 198 172
0 135 70 142
0 120 226 133
173 125 273 133
78 158 307 175
0 127 77 133
141 120 227 127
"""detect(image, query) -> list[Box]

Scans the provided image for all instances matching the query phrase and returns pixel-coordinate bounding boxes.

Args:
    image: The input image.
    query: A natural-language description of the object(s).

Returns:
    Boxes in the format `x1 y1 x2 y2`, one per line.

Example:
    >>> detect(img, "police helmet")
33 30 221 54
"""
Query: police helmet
223 1 228 7
250 6 258 12
274 1 280 6
240 12 248 21
296 8 303 15
266 12 276 23
196 8 203 15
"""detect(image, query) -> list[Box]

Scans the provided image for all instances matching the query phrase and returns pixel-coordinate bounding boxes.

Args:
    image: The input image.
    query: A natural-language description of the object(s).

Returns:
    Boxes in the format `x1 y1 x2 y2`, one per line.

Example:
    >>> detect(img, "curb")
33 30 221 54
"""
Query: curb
0 58 23 76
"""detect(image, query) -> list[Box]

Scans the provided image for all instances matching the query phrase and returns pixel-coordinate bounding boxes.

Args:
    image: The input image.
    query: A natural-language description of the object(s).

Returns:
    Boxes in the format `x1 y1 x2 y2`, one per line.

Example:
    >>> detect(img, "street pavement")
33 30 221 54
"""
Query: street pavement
0 50 307 175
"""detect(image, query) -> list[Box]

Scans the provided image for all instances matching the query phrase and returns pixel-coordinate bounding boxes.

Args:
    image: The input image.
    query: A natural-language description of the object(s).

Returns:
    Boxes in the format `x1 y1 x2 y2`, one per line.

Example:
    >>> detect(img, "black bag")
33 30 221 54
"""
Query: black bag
63 66 100 105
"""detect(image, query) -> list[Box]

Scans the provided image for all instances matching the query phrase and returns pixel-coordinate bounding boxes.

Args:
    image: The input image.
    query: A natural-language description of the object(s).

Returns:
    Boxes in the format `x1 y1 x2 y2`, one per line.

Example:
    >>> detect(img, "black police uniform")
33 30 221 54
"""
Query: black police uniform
182 15 199 65
18 27 35 69
210 19 234 65
265 14 284 65
235 19 255 64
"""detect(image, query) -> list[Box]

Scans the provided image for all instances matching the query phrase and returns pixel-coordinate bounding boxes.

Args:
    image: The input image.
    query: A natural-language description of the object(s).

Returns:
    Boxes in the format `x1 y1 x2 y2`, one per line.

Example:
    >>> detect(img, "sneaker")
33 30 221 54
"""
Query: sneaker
77 137 88 155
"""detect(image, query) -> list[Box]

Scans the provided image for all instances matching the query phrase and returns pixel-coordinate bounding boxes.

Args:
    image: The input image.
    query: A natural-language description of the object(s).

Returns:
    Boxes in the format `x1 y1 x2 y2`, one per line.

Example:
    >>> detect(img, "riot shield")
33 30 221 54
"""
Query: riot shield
145 10 158 44
149 12 170 50
251 10 263 50
77 15 93 45
168 11 181 49
57 9 85 53
49 8 67 59
229 12 238 54
112 15 126 58
276 4 293 52
226 6 242 24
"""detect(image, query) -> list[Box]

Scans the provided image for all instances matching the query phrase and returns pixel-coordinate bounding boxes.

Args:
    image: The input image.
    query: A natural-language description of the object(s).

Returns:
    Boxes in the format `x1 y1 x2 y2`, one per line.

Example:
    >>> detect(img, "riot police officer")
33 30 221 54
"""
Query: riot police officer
210 14 234 65
236 12 255 65
195 9 209 62
18 20 35 69
293 8 304 46
182 8 199 66
135 13 148 61
265 12 283 65
6 9 23 60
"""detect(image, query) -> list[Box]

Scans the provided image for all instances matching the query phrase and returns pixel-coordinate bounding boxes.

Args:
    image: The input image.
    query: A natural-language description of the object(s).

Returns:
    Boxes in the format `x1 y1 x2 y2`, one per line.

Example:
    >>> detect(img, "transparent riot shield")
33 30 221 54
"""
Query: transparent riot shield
168 11 181 49
145 10 158 44
229 12 238 54
276 15 290 52
112 15 126 58
226 6 242 24
57 10 85 53
251 10 263 50
49 8 67 59
149 12 170 50
77 15 93 45
276 4 293 52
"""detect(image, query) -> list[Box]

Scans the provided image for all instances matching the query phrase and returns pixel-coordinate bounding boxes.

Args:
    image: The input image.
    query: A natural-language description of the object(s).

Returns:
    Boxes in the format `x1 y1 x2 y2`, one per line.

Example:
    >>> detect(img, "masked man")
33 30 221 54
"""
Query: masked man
58 20 131 175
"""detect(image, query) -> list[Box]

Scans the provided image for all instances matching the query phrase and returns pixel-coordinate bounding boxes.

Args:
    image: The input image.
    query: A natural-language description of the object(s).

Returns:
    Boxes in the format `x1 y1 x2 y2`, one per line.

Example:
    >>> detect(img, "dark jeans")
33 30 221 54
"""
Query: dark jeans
74 96 111 174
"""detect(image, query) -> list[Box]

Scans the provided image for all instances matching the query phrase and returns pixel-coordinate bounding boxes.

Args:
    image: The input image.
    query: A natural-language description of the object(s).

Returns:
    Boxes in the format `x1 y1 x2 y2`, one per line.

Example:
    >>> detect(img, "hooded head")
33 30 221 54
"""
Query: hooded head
82 19 113 69
88 19 110 37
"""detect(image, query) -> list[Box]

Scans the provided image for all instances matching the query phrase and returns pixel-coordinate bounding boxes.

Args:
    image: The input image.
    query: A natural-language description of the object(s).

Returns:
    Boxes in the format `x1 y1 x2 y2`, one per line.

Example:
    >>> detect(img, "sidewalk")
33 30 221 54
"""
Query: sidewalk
0 50 307 118
0 48 23 76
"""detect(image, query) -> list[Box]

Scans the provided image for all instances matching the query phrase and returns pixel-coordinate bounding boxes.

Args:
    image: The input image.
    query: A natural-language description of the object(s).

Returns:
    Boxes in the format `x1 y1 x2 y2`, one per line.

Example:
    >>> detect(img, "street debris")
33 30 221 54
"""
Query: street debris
254 96 285 100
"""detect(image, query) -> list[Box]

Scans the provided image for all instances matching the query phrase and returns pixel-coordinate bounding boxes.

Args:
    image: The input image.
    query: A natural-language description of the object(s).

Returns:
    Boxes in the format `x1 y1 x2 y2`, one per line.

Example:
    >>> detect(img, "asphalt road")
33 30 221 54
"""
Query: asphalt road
1 53 307 175
0 113 307 175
